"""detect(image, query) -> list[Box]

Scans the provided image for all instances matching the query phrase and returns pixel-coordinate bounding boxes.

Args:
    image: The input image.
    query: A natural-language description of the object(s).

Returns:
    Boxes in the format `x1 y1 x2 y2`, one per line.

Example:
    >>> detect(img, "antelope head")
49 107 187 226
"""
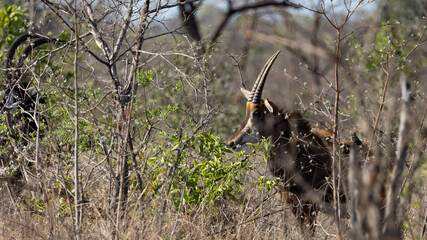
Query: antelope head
228 51 282 150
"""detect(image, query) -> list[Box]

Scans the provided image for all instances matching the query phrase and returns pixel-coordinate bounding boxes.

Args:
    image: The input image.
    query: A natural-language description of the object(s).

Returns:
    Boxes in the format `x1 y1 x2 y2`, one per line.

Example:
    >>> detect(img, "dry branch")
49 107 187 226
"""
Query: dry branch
383 75 414 238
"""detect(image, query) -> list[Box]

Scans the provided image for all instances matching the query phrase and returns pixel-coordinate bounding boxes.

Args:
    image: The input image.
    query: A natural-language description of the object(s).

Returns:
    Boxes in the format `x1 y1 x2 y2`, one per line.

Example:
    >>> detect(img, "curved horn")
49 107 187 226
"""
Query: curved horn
17 35 67 70
249 51 280 103
6 34 66 86
4 34 39 85
16 37 51 69
4 34 39 68
3 34 53 86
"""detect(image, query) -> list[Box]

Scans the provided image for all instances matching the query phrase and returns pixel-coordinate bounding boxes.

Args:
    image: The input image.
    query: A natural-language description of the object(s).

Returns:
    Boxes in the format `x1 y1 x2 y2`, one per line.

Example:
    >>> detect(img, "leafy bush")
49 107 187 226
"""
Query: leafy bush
142 130 253 212
0 4 26 60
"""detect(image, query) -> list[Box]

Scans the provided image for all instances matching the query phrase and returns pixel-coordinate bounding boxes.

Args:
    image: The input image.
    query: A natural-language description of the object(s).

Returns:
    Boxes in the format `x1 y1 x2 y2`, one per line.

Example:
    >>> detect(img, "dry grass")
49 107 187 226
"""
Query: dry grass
4 148 425 240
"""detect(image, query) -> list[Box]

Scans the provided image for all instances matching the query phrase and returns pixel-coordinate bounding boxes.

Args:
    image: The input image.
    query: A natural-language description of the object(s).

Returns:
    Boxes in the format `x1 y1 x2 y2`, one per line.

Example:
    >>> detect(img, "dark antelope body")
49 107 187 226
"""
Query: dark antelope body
1 34 65 138
228 51 348 232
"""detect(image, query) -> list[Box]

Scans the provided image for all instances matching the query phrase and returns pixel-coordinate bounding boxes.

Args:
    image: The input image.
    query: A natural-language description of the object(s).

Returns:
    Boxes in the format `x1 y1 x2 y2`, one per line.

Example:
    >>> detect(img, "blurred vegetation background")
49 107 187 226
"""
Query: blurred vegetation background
0 0 426 239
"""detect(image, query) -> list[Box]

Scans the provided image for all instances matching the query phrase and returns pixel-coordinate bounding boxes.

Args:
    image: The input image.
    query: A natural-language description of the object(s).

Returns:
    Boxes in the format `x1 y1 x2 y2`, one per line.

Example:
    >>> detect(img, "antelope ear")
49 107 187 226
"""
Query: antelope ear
264 99 274 113
240 87 251 100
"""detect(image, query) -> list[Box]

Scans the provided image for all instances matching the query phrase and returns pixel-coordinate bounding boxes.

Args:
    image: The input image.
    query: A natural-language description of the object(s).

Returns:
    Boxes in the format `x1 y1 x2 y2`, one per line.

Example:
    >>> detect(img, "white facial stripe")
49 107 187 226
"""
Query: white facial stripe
241 118 253 134
239 116 259 145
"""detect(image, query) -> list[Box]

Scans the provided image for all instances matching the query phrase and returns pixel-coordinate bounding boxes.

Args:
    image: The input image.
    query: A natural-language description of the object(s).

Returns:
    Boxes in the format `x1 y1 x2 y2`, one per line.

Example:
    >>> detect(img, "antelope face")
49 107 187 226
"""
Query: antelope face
228 101 276 150
228 51 280 150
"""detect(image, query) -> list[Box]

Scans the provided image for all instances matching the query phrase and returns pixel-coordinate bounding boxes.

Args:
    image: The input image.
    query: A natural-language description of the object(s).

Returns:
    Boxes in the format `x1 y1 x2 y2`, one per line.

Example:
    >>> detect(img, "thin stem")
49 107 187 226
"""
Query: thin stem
369 52 391 160
73 0 81 238
332 27 343 240
383 78 412 238
35 77 41 176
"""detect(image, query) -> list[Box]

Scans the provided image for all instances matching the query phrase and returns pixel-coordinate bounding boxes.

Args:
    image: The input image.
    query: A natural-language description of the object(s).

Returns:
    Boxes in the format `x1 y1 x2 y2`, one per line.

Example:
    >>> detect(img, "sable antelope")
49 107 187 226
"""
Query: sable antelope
1 34 65 139
228 51 348 233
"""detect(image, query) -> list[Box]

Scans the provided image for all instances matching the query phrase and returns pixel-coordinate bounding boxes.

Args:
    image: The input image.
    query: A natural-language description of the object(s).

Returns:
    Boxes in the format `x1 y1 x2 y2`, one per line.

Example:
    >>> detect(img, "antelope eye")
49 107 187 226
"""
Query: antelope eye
253 110 261 117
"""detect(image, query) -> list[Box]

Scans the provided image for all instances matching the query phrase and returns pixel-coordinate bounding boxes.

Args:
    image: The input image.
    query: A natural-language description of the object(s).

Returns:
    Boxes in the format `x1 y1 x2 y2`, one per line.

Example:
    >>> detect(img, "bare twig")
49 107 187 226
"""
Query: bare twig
73 0 81 237
210 0 299 43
